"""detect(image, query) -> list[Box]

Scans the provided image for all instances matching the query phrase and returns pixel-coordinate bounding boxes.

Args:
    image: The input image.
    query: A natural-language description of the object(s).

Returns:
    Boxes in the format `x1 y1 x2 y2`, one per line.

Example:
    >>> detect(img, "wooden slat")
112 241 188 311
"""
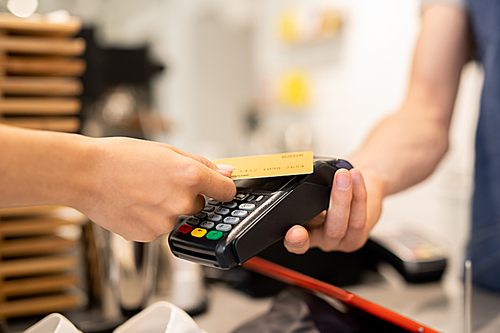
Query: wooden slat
0 14 85 322
0 235 76 257
0 293 80 317
0 97 81 114
0 205 60 218
0 36 85 56
0 77 82 95
0 274 78 297
0 57 86 76
0 117 80 132
0 255 76 278
0 13 81 37
0 217 76 237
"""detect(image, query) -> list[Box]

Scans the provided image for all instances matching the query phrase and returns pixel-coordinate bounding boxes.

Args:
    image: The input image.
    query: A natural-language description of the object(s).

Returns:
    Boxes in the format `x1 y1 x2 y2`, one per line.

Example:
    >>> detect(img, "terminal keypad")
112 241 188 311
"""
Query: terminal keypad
175 191 267 241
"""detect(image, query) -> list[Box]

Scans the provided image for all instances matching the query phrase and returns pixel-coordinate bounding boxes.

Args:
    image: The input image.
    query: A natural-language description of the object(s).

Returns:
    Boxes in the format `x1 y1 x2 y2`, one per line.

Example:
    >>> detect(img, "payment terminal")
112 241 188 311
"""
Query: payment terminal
168 158 353 269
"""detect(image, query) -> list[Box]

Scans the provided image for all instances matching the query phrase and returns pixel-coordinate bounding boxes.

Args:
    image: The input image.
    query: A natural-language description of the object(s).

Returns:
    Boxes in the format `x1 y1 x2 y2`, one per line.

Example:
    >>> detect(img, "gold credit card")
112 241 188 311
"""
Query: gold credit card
214 151 314 180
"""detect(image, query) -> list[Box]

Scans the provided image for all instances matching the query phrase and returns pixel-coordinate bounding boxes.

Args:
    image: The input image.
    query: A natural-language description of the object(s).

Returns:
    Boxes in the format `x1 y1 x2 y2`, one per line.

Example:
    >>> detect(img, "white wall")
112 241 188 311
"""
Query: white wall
252 0 421 155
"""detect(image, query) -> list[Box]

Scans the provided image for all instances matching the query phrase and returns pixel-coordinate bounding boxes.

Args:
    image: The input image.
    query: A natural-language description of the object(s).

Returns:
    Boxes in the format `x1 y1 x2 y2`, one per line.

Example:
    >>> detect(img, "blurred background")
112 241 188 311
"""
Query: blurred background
0 0 486 332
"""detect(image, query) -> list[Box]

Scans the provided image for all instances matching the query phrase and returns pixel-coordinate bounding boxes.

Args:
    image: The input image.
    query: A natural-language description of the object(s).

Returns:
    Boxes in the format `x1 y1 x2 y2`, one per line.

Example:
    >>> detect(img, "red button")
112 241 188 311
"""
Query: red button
178 224 193 234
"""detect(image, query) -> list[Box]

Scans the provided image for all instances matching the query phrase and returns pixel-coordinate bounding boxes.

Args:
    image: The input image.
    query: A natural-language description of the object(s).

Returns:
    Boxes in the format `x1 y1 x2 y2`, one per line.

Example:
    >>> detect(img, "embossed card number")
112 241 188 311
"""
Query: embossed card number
214 151 314 180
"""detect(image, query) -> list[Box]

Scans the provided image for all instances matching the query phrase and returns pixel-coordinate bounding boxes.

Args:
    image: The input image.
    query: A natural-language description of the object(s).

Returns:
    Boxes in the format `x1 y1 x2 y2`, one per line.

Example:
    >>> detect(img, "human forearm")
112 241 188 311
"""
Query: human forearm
350 4 469 196
349 106 450 196
0 124 93 208
0 124 236 241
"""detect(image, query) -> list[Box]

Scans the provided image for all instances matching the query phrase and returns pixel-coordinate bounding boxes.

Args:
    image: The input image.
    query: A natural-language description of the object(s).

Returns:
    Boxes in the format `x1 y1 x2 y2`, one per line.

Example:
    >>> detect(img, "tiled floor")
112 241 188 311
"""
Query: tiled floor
194 284 272 333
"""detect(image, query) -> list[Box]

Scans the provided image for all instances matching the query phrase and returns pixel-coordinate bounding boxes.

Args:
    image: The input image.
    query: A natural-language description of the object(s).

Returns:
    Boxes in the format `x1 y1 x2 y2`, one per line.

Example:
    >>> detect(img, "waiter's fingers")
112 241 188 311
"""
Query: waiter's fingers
284 225 310 254
336 169 368 252
318 169 353 251
304 211 327 229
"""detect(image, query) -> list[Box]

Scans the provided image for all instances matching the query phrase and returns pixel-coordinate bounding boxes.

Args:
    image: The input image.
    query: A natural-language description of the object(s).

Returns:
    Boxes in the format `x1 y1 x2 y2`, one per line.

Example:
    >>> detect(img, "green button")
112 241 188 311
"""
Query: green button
206 230 223 240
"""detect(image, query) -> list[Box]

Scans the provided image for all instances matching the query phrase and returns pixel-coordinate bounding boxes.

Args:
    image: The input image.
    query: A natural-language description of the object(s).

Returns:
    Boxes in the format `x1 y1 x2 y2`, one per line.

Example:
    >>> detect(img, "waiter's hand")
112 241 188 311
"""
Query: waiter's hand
284 168 384 253
75 137 236 242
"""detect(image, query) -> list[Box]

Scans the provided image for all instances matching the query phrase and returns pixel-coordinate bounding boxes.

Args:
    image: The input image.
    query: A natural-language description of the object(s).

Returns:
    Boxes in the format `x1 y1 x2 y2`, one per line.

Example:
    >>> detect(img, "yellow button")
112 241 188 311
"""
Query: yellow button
191 228 207 238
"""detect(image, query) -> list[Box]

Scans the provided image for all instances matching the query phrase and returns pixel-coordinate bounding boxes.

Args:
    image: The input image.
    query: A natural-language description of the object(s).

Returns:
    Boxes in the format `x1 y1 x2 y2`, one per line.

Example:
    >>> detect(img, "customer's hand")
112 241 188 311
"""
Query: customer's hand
75 137 237 242
283 168 385 253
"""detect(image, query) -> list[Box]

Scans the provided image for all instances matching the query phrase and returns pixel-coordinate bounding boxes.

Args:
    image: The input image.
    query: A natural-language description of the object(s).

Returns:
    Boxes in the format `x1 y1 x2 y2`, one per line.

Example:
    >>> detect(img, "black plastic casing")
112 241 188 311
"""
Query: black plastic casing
366 237 447 283
168 159 353 269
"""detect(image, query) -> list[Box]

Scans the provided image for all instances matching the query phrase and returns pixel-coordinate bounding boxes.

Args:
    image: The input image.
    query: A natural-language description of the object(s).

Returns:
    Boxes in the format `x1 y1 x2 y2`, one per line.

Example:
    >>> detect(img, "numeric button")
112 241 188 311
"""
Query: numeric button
207 214 222 222
216 224 232 232
215 207 230 215
224 217 240 224
195 212 208 219
239 203 255 211
203 205 215 213
208 199 221 205
185 217 200 225
200 221 215 229
234 193 249 201
222 202 238 209
231 210 248 218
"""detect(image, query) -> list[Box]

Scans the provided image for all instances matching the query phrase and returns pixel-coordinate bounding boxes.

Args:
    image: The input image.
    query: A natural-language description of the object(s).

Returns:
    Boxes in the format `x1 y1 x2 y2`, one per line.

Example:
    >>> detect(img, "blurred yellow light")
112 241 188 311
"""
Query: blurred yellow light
278 10 298 43
278 70 311 109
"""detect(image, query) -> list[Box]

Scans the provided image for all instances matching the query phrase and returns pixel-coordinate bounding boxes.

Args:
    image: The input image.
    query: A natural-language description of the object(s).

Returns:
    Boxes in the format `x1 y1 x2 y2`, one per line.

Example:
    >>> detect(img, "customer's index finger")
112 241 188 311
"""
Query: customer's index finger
199 167 237 203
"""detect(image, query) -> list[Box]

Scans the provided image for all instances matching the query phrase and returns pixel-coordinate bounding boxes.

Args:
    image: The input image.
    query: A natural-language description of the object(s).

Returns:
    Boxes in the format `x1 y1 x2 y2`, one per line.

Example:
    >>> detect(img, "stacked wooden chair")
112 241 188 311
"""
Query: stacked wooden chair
0 12 86 320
